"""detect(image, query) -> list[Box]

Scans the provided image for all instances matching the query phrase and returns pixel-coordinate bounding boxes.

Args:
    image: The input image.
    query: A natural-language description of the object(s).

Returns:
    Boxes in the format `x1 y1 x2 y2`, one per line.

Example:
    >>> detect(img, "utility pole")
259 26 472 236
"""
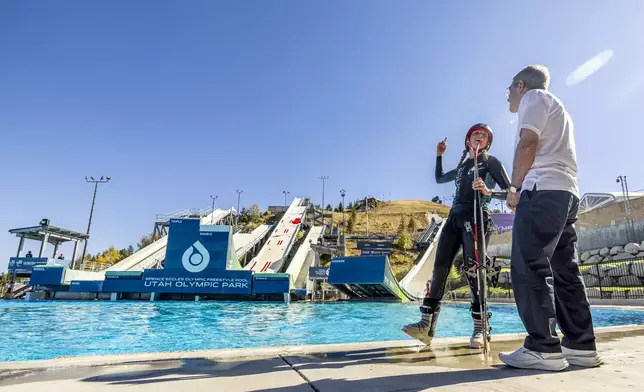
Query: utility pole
282 190 290 210
340 189 346 234
210 195 218 224
319 176 329 226
617 175 636 242
80 176 111 269
236 190 243 231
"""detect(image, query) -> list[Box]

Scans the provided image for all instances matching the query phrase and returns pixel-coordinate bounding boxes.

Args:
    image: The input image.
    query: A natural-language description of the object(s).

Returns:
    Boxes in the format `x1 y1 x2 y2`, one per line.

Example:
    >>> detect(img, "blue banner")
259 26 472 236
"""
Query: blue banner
8 257 49 272
252 274 290 294
69 280 104 293
141 269 252 294
328 256 387 284
360 249 392 256
308 267 329 279
491 213 514 234
29 266 65 286
165 219 231 272
356 241 394 250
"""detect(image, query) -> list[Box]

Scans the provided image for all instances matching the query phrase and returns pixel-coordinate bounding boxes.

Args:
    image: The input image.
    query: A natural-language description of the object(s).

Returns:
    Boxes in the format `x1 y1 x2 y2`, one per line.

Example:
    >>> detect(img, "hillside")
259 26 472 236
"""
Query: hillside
331 200 450 235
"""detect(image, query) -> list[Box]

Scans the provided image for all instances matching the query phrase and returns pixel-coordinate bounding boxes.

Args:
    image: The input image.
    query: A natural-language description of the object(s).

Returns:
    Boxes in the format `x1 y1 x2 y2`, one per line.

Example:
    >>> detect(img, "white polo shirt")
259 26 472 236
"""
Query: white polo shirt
515 89 579 197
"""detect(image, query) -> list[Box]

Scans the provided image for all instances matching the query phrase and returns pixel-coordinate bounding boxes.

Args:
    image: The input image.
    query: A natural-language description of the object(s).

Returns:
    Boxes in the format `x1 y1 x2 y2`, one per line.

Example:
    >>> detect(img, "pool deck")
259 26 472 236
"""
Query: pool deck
2 324 644 391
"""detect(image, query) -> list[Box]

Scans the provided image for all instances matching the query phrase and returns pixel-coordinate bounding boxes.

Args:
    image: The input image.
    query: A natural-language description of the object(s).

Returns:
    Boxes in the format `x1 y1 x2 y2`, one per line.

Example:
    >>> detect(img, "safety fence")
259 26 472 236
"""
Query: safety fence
446 256 644 300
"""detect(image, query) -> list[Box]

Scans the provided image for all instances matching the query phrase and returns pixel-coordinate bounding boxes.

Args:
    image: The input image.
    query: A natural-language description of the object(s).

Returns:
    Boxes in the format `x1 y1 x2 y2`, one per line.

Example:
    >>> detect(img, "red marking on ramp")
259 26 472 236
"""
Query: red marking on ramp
249 261 257 270
261 262 271 272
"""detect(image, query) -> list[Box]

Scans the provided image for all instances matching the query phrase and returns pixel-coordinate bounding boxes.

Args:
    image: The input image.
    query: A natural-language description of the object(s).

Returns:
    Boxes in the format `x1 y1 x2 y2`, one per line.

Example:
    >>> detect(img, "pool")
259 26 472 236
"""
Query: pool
1 300 643 362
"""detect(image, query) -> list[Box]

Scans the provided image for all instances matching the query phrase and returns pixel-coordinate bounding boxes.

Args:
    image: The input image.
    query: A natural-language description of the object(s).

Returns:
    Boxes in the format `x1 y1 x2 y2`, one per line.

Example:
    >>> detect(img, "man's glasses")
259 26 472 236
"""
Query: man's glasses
506 81 520 98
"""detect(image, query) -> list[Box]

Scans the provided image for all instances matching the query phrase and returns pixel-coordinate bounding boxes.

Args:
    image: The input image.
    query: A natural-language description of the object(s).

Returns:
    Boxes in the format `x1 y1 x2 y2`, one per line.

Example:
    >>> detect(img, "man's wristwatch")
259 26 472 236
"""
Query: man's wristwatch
509 185 521 194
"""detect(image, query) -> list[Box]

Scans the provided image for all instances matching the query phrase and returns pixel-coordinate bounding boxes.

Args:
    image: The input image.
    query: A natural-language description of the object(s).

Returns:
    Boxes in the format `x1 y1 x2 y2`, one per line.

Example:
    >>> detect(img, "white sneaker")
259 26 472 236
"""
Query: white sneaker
499 347 569 371
470 331 484 349
562 346 603 367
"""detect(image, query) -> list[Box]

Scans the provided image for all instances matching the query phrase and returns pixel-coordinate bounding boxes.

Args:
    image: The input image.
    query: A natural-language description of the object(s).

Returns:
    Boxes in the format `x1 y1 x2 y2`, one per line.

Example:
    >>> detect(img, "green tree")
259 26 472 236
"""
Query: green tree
397 216 407 235
249 204 261 220
337 203 344 212
407 216 417 232
447 265 461 287
325 204 333 211
395 231 413 250
137 233 159 250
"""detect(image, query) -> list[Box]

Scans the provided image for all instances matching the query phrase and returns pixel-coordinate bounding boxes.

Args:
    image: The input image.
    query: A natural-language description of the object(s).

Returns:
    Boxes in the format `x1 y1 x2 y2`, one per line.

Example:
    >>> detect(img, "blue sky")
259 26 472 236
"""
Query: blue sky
1 1 643 269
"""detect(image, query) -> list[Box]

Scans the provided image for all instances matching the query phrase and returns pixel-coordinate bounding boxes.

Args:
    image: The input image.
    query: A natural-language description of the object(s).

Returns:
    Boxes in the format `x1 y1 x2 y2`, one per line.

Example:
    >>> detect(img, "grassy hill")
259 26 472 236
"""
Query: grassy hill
331 200 450 235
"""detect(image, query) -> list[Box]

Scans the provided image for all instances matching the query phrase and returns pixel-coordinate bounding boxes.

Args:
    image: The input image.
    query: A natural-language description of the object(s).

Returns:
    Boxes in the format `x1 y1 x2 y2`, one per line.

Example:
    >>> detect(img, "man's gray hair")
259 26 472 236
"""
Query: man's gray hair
513 65 550 90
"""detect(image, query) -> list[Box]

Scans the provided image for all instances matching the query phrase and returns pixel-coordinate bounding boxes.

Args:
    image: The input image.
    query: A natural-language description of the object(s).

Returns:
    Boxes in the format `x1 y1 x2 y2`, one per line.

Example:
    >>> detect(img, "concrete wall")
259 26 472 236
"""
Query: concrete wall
577 220 644 251
487 219 644 256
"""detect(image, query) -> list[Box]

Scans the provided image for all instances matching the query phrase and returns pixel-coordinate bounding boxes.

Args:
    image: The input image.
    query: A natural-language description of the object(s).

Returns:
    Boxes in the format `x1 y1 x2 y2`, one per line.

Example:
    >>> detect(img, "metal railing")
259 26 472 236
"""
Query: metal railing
447 256 644 300
581 256 644 299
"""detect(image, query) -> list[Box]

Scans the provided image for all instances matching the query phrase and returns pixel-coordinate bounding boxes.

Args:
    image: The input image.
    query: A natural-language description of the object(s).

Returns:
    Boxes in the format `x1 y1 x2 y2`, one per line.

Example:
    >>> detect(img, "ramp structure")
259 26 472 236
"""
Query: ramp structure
245 198 308 273
327 217 445 302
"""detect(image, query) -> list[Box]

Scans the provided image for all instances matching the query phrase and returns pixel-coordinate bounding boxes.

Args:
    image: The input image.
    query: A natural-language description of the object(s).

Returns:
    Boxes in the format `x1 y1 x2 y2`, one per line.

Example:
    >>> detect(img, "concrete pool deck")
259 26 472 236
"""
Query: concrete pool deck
2 324 644 391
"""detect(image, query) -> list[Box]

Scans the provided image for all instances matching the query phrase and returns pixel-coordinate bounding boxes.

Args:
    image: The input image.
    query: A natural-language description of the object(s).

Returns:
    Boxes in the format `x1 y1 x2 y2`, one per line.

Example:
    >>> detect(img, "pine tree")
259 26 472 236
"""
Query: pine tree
348 209 357 233
397 216 407 235
407 216 417 232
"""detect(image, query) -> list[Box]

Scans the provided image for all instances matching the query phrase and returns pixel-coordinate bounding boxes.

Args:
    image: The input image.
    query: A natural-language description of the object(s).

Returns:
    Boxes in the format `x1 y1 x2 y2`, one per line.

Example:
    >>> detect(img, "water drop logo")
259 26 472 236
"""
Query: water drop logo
181 241 210 273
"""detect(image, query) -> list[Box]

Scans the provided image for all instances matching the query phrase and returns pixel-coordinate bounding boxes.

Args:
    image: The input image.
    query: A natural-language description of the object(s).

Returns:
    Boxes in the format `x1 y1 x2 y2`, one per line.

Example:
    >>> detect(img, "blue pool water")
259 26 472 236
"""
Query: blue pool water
1 300 643 362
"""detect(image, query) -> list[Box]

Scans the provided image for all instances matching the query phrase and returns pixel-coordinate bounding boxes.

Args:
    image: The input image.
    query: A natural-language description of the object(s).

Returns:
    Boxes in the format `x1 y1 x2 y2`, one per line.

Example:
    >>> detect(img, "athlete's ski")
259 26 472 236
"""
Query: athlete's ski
470 139 490 354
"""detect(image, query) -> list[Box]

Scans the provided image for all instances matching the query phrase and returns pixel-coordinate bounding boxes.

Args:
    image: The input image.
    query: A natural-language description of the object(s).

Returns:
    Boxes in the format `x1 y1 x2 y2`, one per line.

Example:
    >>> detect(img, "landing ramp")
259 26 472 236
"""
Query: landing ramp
327 255 417 302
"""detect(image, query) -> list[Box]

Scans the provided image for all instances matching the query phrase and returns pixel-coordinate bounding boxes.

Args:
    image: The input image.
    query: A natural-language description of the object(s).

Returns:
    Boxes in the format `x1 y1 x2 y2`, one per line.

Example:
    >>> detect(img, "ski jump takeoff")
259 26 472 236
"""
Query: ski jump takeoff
402 123 510 350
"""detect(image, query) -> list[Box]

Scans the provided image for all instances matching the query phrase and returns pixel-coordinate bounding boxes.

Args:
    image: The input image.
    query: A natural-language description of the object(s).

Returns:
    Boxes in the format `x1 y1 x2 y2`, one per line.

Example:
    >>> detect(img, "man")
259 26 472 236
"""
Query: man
500 65 602 371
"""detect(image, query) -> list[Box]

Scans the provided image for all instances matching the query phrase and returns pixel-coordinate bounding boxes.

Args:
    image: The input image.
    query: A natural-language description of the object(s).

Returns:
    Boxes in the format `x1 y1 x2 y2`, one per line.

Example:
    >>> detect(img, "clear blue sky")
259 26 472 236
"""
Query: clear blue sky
1 1 643 269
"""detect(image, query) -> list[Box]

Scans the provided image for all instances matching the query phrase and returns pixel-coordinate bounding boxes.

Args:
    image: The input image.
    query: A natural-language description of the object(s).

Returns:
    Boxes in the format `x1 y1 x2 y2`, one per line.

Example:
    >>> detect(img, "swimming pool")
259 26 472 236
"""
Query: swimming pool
1 300 643 362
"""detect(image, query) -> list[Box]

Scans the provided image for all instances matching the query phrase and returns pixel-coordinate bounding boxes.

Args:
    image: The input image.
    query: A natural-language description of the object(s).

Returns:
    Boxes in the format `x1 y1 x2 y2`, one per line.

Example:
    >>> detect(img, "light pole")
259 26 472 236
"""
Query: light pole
617 175 635 242
282 190 290 209
340 189 346 234
210 195 218 224
319 176 329 225
236 190 243 231
80 176 111 269
365 195 369 236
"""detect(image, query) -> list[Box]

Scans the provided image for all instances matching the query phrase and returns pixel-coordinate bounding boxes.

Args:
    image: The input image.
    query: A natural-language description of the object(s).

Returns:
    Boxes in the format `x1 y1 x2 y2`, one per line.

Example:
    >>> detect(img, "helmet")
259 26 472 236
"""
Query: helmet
464 123 493 151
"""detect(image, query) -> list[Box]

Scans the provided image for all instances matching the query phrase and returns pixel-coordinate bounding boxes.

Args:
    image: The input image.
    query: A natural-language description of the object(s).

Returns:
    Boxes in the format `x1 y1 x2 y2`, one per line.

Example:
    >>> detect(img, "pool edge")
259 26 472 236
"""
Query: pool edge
2 324 643 370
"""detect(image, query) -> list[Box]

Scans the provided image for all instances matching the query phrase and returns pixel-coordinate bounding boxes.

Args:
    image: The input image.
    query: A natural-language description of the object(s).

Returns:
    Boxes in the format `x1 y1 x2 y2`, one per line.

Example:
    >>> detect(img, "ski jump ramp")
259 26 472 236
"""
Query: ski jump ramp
286 225 324 289
245 198 308 274
328 217 445 302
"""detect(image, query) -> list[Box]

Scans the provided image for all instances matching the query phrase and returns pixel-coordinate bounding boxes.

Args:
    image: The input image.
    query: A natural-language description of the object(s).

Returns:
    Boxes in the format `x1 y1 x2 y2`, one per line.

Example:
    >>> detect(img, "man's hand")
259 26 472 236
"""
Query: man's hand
437 137 447 156
472 177 492 196
507 191 519 212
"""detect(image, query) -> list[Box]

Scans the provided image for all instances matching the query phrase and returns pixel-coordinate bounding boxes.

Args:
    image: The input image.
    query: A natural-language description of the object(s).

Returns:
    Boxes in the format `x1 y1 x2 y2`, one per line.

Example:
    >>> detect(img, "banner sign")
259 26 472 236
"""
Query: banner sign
309 267 330 279
141 269 252 294
165 219 231 271
491 213 514 234
360 249 392 256
356 241 394 250
8 257 49 272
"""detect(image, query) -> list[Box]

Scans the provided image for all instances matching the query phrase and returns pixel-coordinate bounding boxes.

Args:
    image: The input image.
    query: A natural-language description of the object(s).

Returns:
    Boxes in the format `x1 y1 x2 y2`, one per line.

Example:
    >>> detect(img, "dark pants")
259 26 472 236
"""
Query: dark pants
425 210 491 311
512 188 596 353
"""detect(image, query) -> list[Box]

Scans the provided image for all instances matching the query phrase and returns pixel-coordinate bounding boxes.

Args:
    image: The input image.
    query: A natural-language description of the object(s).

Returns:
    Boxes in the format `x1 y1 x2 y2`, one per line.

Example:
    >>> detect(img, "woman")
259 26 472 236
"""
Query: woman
402 123 511 349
